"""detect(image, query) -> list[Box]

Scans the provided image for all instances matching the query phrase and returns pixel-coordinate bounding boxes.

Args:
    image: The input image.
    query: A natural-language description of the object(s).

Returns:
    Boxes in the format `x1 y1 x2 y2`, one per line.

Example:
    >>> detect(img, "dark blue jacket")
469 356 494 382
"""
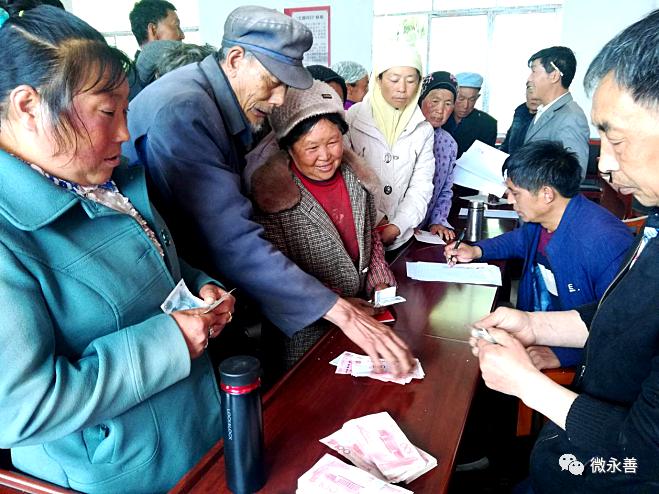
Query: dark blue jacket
476 194 634 365
443 109 497 158
499 102 534 154
122 55 337 335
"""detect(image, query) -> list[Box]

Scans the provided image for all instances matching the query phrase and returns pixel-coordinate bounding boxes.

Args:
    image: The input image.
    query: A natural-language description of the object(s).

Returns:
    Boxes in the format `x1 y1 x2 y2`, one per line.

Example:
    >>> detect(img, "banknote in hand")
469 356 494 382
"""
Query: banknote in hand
160 279 206 314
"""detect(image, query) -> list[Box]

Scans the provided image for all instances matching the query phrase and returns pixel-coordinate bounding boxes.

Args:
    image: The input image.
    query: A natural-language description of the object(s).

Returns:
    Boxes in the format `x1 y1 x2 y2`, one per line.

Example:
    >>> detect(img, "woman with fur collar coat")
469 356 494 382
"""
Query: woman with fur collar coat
250 81 396 371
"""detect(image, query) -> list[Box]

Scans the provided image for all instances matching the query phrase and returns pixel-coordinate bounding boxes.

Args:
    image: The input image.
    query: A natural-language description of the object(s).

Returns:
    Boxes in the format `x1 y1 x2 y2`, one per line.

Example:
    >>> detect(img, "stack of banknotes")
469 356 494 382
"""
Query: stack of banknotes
296 454 413 493
330 351 425 384
319 412 437 484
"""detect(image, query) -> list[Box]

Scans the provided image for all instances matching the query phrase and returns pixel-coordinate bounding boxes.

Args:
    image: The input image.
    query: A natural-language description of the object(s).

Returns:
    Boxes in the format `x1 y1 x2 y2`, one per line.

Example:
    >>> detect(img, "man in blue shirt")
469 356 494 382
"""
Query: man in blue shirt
446 140 633 369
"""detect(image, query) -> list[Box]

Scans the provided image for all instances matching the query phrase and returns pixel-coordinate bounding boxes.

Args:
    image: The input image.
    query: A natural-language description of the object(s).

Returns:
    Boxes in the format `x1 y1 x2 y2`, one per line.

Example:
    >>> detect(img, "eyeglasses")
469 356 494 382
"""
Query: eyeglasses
549 61 564 77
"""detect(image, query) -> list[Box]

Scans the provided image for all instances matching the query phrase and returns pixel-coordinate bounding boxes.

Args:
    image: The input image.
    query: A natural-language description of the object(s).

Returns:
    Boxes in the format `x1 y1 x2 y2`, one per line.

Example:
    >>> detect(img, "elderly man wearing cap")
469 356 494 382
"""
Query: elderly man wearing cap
417 71 459 241
333 60 370 110
524 46 590 180
123 6 414 376
443 72 497 158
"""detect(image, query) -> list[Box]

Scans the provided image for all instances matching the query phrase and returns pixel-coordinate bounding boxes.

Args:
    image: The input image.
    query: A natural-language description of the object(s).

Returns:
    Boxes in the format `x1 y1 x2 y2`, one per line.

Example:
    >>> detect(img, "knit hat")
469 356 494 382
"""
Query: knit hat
269 80 344 141
306 64 347 102
332 60 368 84
136 40 181 85
419 71 458 105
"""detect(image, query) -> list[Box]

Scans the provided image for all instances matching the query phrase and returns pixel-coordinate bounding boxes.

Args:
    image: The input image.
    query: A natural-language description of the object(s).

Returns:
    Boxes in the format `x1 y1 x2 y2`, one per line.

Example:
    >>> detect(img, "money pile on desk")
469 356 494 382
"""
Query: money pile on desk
297 412 437 491
330 351 425 384
296 454 412 493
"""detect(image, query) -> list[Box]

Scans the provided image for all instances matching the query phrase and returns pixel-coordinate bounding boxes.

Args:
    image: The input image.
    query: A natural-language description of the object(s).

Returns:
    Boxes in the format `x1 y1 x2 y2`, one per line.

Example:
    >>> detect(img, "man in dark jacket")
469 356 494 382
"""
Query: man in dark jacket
442 72 497 158
122 6 413 374
467 10 659 493
499 89 540 154
446 141 633 369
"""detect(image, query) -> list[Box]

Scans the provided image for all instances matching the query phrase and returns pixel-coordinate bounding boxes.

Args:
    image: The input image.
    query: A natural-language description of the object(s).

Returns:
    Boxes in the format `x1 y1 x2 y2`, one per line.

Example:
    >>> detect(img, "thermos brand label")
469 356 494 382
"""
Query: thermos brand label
226 408 233 440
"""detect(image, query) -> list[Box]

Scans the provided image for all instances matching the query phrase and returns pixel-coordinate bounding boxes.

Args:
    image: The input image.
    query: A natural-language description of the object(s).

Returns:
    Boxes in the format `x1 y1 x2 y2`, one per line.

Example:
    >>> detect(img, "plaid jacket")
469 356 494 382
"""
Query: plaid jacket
251 148 396 367
251 148 395 299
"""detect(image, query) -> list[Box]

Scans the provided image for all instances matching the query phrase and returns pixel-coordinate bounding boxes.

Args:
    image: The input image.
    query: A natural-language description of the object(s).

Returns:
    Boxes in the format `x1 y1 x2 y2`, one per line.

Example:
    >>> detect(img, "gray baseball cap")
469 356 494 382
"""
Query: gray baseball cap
222 6 314 89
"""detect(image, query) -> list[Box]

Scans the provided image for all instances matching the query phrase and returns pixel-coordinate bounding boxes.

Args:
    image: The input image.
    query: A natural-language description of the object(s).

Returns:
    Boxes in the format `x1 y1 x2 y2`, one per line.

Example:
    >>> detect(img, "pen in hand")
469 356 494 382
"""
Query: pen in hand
448 228 466 266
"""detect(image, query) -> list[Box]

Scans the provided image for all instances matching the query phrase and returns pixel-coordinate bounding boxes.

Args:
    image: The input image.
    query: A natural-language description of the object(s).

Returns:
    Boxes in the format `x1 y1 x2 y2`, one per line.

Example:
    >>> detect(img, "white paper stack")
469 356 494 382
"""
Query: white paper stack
330 351 425 385
296 454 413 493
319 412 437 484
453 140 508 196
406 261 502 286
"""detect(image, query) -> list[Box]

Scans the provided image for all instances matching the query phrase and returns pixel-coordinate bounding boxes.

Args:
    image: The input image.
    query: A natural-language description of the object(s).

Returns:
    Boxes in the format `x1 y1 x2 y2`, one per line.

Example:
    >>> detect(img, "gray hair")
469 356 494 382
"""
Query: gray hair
584 9 659 111
332 60 368 84
156 43 216 76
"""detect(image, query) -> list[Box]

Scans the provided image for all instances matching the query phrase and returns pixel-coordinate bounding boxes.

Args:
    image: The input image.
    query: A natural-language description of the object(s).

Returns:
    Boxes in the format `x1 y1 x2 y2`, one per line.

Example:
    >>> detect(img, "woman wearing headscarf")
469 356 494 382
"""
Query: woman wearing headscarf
345 43 435 255
0 4 233 492
417 71 459 241
250 81 396 371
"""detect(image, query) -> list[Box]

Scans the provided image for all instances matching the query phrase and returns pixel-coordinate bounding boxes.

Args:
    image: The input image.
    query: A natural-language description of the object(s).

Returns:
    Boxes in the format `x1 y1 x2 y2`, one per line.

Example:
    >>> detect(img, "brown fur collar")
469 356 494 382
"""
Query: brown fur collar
250 147 379 214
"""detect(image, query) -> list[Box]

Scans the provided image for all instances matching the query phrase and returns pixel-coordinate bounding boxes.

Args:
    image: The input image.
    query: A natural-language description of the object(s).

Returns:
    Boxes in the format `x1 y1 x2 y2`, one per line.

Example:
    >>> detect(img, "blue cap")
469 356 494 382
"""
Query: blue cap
223 6 314 90
456 72 483 89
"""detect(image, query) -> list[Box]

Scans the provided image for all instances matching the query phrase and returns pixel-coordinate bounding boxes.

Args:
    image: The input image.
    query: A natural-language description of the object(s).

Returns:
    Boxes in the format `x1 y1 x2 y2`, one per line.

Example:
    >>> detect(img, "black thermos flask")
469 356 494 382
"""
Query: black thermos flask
219 356 266 494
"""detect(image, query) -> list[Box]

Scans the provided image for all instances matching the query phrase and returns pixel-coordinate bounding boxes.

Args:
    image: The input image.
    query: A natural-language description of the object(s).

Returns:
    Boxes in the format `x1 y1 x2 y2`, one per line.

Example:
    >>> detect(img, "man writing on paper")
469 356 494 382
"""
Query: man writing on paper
446 141 633 369
123 6 413 374
468 10 659 492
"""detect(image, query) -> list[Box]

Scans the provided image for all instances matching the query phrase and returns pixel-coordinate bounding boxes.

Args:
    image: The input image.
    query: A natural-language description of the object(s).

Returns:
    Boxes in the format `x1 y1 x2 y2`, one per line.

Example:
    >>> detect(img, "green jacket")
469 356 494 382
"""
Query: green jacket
0 151 221 493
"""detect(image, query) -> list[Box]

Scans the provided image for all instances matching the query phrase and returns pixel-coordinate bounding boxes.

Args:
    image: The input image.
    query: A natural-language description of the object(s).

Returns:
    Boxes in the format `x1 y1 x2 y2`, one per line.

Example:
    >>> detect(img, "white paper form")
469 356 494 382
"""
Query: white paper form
458 208 519 220
406 261 502 286
453 140 508 196
414 230 447 244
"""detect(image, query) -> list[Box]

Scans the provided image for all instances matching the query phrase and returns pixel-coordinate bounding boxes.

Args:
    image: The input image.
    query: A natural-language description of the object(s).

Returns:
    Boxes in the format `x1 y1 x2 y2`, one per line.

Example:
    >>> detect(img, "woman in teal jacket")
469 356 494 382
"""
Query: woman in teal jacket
0 4 233 493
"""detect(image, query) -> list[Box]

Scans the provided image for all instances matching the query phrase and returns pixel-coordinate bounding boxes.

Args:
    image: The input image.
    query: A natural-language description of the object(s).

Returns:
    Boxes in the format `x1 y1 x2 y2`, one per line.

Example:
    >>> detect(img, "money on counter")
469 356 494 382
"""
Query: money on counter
319 412 437 485
330 351 425 385
296 454 413 494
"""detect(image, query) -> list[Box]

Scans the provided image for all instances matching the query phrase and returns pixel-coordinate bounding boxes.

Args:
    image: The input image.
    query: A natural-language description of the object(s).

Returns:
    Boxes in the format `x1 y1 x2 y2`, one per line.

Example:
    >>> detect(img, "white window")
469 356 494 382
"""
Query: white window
69 0 201 59
373 1 564 135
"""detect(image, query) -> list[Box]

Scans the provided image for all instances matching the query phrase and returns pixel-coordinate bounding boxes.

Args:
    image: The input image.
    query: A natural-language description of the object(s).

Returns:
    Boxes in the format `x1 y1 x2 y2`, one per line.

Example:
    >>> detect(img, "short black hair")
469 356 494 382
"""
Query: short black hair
503 141 581 198
278 113 349 151
528 46 577 89
584 9 659 111
129 0 176 46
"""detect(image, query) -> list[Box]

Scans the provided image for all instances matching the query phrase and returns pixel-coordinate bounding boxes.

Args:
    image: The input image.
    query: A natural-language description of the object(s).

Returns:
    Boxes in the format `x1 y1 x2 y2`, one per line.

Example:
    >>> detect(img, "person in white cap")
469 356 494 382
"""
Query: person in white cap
124 6 414 376
345 43 435 256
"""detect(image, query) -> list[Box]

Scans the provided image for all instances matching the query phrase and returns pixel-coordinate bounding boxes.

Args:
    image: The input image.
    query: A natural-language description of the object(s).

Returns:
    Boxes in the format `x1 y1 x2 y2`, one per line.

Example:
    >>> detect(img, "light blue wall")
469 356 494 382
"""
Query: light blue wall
562 0 658 135
198 0 373 71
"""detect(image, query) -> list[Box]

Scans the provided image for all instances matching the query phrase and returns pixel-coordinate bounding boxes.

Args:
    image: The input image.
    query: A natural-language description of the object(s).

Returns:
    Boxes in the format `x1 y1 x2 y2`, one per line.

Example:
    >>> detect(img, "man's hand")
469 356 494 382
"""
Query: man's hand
527 345 561 370
472 328 540 398
429 224 456 241
473 306 536 347
444 242 481 266
324 298 414 375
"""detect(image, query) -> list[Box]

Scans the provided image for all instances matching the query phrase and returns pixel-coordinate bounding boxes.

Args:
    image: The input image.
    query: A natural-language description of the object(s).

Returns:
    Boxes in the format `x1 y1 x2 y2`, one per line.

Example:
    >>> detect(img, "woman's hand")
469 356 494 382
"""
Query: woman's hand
171 309 221 359
171 284 236 359
379 224 401 246
429 224 456 241
199 283 235 326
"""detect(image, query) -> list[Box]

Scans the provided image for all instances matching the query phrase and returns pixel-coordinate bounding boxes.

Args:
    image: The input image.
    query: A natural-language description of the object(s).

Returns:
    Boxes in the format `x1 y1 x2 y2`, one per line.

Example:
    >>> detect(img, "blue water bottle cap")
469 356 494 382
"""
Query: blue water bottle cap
219 355 261 388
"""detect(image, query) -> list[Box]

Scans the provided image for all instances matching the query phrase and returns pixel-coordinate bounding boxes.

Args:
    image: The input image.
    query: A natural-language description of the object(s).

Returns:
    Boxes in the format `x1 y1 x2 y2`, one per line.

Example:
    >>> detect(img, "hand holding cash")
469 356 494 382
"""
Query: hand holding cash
330 351 424 385
160 280 236 359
